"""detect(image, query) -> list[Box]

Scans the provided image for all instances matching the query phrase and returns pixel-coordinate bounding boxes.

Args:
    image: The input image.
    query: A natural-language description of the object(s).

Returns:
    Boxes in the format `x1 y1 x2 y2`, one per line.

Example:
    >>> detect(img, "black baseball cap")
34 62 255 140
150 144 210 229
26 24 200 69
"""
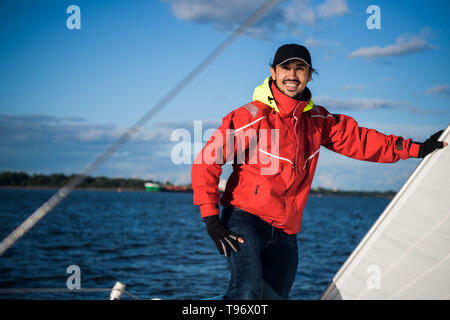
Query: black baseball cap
272 44 312 68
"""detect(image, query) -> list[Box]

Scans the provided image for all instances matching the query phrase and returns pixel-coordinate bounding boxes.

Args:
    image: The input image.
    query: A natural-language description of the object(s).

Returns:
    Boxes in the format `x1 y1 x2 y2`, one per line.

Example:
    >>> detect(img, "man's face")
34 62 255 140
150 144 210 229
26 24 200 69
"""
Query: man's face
270 60 312 99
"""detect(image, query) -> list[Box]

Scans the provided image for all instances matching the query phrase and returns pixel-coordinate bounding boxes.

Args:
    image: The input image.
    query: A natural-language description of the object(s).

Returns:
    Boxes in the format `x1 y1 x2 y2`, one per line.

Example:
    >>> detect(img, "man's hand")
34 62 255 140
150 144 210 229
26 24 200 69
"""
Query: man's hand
418 130 448 158
204 215 244 257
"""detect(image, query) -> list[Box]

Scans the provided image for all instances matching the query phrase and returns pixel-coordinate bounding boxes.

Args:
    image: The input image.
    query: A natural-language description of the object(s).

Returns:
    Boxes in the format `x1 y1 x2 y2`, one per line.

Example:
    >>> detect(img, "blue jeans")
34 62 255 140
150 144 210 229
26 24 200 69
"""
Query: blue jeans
221 206 298 300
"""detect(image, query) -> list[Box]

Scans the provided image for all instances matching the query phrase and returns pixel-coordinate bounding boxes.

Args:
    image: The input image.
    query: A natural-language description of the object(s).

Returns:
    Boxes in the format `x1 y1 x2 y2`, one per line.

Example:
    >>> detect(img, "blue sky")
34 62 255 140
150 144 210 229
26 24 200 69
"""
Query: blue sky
0 0 449 190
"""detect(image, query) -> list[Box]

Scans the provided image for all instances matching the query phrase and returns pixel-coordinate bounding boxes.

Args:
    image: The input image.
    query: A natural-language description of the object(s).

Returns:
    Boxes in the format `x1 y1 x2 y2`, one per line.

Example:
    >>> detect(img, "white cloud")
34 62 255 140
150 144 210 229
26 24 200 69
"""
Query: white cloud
284 0 316 26
316 0 350 19
314 153 420 191
77 128 109 141
349 28 437 60
315 96 448 115
0 114 227 184
169 0 257 24
314 170 340 190
4 114 442 190
341 84 367 92
166 0 284 37
426 85 450 98
315 97 404 111
165 0 350 37
304 37 341 48
361 122 443 142
303 37 322 47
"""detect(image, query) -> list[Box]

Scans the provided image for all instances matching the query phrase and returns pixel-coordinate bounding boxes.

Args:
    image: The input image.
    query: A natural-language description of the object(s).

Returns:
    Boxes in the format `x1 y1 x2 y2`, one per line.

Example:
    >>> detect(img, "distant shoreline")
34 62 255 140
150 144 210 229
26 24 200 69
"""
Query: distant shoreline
0 171 396 198
0 185 396 198
309 191 395 199
0 185 146 192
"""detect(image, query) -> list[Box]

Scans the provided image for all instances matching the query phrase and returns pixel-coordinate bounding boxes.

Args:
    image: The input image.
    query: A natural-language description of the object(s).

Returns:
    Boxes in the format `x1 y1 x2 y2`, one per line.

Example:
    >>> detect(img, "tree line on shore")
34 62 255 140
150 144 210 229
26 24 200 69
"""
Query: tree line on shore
0 171 157 190
0 171 396 197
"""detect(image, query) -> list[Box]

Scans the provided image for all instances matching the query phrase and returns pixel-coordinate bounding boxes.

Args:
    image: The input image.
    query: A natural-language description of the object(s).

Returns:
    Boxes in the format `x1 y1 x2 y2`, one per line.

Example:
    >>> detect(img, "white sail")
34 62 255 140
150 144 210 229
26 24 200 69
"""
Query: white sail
321 125 450 300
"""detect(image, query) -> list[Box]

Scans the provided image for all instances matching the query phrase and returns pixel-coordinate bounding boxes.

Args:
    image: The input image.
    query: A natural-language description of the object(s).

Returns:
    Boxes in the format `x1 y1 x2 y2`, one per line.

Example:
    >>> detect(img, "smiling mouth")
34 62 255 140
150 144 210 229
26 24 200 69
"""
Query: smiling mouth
283 80 300 90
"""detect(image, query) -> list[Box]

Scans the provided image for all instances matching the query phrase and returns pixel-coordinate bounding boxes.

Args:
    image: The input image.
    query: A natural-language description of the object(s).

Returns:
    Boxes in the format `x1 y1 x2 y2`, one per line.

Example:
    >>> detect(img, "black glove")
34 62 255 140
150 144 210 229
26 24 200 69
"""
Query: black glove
204 215 243 257
418 130 445 158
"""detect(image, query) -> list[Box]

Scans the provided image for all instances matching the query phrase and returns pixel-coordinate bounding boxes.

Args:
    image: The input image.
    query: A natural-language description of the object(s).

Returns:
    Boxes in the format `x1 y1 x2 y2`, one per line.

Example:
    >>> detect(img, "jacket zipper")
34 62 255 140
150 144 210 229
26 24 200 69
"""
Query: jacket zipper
278 103 301 227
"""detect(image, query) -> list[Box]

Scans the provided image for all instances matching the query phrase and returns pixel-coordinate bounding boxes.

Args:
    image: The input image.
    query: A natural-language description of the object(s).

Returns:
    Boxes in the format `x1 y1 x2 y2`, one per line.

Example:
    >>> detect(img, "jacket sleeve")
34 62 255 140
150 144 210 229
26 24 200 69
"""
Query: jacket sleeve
191 109 253 218
320 109 420 162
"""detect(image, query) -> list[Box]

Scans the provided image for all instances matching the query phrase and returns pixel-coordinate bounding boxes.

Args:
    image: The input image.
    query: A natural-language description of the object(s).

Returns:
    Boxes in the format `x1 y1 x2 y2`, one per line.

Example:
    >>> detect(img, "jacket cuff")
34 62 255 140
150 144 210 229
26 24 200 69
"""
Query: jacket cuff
200 204 220 218
408 142 421 158
397 138 420 159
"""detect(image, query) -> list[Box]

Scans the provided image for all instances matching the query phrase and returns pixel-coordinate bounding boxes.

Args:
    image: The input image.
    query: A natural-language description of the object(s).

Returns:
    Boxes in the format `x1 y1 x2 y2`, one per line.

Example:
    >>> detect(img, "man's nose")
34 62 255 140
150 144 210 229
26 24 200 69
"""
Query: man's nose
287 69 297 78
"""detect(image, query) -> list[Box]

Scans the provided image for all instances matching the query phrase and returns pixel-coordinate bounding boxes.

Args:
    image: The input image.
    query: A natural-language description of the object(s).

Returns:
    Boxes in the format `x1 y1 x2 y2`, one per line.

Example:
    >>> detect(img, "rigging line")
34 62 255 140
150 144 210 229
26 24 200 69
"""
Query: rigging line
0 288 141 300
0 287 141 300
120 289 141 300
0 288 111 294
0 0 281 257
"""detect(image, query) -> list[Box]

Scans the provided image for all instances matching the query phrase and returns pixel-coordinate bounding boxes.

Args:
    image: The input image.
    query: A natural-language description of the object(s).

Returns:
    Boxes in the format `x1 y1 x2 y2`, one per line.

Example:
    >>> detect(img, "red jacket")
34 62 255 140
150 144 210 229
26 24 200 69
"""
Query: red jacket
191 77 420 234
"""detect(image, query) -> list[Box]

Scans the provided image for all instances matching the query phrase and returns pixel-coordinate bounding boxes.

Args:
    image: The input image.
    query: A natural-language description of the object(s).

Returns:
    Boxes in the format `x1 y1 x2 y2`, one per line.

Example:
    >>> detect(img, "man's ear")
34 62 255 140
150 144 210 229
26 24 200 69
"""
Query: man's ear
270 66 276 80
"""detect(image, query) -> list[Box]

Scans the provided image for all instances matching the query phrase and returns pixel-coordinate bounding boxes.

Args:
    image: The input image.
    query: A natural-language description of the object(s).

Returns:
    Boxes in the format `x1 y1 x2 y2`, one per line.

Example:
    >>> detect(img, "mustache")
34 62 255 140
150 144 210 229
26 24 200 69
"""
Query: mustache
283 79 300 84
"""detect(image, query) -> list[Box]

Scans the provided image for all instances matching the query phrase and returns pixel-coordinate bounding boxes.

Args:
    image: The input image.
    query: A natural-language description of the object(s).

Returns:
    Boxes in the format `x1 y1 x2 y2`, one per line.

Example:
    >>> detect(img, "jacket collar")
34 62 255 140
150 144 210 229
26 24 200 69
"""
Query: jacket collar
252 77 314 118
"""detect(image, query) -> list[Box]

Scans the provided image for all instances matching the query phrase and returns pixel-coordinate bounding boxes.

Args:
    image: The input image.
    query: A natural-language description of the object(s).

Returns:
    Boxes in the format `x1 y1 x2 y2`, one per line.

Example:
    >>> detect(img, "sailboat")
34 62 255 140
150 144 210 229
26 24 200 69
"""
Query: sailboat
321 125 450 300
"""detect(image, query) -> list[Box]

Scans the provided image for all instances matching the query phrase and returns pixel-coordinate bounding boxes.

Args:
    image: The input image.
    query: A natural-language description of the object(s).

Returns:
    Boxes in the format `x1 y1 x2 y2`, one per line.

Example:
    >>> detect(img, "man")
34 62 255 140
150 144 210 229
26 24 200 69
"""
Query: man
191 44 447 300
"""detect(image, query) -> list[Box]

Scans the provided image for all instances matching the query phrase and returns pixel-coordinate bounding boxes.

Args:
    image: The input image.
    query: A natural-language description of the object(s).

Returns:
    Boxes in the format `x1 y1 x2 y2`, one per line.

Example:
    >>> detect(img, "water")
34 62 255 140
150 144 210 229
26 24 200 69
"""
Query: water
0 189 390 300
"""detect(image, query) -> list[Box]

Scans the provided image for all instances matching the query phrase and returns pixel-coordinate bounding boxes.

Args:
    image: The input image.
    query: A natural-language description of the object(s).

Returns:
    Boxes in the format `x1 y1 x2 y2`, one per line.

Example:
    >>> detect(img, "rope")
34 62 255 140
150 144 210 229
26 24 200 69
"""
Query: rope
0 287 141 300
0 0 281 257
202 295 225 300
0 287 225 300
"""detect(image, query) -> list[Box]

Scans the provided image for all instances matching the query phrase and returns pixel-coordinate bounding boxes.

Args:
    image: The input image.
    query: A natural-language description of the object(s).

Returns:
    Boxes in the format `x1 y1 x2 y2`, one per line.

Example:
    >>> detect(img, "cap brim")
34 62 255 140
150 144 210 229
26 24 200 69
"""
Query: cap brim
278 57 311 67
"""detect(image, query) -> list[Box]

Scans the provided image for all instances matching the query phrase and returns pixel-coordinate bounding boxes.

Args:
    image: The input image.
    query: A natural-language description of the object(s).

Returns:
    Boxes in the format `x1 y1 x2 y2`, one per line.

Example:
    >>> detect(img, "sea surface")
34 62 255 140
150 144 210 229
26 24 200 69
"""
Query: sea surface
0 189 390 300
